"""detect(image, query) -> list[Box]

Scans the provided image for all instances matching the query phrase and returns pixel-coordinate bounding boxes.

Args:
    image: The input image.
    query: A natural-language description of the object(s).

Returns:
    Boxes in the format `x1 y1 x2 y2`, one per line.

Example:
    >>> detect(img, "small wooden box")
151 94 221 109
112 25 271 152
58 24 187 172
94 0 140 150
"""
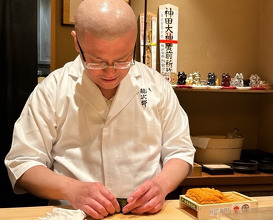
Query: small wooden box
179 192 258 220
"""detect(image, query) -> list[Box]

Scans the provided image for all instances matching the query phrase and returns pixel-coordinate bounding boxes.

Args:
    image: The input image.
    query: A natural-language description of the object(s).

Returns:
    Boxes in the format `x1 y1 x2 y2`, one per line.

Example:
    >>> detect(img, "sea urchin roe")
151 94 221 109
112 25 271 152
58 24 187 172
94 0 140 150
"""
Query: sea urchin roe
185 188 230 204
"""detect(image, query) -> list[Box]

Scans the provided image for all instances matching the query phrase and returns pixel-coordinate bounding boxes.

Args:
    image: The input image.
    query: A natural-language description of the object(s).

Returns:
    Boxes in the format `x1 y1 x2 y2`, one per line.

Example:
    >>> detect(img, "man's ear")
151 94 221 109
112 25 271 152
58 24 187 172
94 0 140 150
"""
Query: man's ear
71 30 80 53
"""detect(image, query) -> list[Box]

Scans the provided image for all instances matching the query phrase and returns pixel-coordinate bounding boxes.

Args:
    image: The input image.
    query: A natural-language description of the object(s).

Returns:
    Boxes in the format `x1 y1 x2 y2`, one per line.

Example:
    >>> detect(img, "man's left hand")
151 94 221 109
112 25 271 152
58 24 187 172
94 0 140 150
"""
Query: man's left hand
122 177 166 214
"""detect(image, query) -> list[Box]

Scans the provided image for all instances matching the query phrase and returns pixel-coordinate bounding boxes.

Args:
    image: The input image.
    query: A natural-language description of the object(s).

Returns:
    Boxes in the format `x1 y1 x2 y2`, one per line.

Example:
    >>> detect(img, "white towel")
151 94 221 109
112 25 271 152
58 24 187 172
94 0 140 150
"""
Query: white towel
38 207 86 220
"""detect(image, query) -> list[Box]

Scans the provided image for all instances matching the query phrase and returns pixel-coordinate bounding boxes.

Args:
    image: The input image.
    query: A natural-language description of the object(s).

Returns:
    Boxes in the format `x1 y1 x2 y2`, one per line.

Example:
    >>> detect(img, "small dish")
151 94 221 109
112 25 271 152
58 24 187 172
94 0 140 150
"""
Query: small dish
237 86 251 90
258 158 273 173
208 86 221 89
251 87 265 90
222 86 237 89
232 160 258 174
192 85 208 89
176 85 192 89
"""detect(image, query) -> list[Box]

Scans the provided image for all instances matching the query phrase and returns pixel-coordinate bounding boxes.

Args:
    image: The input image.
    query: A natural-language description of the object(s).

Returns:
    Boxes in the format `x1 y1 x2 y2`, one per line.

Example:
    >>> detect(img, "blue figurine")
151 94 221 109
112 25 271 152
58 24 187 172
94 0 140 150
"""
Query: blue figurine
207 72 216 86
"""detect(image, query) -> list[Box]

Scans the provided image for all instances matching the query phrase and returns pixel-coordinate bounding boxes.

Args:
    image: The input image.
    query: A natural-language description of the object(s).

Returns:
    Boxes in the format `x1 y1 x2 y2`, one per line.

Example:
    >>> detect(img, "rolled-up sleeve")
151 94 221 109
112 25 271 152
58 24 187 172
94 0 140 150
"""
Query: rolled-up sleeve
159 79 195 174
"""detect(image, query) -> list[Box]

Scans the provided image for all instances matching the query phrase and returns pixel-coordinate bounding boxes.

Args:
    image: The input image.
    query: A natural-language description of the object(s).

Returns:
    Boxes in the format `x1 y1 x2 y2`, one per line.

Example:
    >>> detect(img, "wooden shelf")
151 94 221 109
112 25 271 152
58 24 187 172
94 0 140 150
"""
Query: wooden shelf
180 172 273 196
173 87 273 94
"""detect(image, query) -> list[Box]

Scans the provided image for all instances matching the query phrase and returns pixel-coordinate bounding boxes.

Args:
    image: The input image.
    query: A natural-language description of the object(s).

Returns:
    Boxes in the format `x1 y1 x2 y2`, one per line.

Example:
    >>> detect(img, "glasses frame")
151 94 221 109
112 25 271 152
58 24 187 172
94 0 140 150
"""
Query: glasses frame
76 38 136 70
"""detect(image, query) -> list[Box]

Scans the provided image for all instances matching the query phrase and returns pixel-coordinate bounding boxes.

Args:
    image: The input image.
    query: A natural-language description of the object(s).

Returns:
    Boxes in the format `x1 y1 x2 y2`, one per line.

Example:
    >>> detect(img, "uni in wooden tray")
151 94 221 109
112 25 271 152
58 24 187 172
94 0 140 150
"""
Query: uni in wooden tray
179 190 258 220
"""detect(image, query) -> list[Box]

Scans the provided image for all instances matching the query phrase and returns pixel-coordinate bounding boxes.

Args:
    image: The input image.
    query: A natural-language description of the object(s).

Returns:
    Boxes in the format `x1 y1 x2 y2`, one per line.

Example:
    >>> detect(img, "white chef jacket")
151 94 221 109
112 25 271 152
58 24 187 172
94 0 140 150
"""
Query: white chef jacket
5 55 195 201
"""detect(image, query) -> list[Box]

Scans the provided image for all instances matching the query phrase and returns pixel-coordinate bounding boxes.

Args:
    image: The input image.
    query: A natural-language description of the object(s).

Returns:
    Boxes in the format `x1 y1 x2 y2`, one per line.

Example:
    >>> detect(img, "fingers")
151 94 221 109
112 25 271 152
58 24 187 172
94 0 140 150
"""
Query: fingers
93 194 116 215
82 200 115 219
100 187 120 213
122 183 151 213
146 202 163 214
127 181 150 201
122 180 165 215
71 180 164 218
87 185 120 218
131 198 164 214
81 199 106 219
72 182 120 219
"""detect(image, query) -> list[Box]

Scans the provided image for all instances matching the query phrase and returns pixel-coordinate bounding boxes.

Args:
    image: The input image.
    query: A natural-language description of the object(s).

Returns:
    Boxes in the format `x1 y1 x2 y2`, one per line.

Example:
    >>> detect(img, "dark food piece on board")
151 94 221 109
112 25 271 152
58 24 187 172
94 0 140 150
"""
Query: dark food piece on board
117 198 128 213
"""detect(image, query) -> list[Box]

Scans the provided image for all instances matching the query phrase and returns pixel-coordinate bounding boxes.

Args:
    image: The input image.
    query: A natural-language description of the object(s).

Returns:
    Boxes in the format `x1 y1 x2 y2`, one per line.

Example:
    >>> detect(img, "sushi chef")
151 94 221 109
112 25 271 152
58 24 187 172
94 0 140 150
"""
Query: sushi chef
4 0 195 219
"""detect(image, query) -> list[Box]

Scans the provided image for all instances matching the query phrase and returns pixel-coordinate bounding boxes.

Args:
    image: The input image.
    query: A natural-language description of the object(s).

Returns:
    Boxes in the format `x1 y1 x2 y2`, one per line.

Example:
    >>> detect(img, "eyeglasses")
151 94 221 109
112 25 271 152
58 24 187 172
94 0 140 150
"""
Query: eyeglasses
76 38 135 70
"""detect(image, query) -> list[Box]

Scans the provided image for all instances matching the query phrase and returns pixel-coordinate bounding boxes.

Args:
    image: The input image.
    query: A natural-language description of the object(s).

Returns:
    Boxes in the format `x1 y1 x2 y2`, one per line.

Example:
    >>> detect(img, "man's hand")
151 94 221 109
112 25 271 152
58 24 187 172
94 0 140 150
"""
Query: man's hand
16 166 120 220
67 181 120 219
122 177 166 214
122 159 191 215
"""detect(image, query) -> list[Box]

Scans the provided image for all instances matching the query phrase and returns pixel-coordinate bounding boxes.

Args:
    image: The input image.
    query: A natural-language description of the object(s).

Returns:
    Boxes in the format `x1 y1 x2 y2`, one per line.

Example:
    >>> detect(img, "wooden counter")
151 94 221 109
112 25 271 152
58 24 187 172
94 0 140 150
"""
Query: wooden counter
181 172 273 196
0 200 187 220
0 197 272 220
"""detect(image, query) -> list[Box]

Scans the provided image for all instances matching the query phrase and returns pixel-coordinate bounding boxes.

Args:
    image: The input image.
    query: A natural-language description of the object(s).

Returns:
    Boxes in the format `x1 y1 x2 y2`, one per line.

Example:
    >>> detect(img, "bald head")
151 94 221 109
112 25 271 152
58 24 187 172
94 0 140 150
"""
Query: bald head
75 0 137 41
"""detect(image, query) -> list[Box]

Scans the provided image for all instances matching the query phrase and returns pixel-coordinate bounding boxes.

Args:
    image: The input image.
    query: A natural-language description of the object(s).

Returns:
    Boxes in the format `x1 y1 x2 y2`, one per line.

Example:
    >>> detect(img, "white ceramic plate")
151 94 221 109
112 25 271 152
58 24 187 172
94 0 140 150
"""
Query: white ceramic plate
237 86 251 90
208 86 222 89
192 85 208 89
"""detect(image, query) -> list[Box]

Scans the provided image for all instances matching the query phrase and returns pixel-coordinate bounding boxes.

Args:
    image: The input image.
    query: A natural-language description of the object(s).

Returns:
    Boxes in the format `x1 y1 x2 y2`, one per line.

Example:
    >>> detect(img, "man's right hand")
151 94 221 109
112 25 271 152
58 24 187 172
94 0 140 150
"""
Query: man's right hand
66 181 120 219
16 166 120 220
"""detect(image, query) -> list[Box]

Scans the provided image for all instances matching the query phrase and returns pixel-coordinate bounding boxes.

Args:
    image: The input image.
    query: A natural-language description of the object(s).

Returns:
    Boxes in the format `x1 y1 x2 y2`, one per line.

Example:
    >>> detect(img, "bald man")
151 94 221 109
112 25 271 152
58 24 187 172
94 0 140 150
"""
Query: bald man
5 0 195 219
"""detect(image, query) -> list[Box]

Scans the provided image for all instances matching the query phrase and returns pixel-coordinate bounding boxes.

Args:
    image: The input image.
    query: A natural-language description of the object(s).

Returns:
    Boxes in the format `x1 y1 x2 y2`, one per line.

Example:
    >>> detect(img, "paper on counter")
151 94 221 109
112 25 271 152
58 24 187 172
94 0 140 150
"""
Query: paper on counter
38 207 86 220
191 136 210 149
202 164 232 169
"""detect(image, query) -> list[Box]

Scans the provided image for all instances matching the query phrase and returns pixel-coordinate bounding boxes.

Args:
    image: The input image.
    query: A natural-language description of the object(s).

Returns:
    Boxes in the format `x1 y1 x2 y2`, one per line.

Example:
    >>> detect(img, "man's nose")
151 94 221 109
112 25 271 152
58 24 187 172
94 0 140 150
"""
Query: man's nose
103 65 117 74
106 65 115 69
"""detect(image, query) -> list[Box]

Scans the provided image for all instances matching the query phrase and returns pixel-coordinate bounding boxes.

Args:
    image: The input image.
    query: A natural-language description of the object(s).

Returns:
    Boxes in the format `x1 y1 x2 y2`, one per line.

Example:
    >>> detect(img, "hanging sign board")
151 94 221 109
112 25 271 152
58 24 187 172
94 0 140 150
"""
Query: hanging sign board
140 12 157 70
159 4 179 75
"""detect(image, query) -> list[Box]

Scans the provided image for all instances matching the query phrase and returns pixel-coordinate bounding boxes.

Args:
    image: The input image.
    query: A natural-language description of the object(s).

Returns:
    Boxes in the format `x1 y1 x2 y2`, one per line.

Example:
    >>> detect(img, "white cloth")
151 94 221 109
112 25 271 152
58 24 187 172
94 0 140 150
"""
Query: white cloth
38 208 86 220
5 56 195 201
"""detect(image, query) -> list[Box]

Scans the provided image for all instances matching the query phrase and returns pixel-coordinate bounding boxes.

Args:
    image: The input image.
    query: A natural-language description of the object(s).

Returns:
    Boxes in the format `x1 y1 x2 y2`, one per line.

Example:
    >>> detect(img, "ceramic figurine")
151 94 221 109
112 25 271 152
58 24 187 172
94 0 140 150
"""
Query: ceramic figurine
192 71 201 86
186 73 193 85
221 73 231 87
249 74 261 87
207 72 216 86
177 71 187 85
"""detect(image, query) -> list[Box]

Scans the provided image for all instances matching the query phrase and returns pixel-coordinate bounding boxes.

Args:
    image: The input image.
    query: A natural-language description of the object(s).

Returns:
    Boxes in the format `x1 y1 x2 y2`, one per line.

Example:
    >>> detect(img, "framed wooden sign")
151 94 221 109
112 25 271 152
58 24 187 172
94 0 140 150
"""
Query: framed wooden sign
63 0 130 25
63 0 82 25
